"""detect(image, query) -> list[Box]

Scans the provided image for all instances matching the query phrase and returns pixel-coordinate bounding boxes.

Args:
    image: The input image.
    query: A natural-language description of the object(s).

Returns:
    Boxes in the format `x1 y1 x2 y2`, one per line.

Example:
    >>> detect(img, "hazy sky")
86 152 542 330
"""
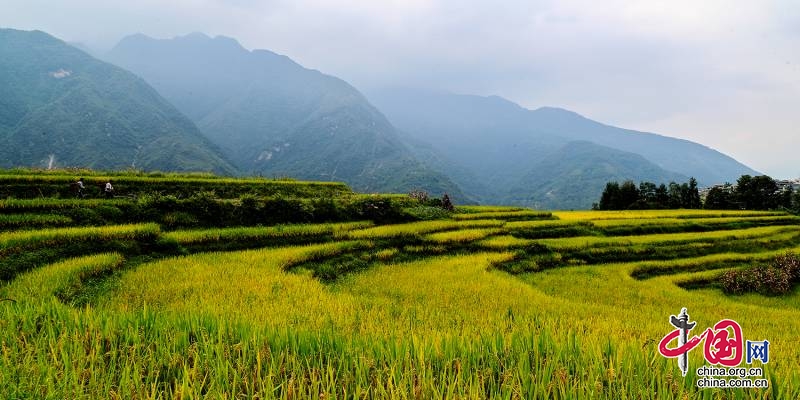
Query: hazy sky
2 0 798 178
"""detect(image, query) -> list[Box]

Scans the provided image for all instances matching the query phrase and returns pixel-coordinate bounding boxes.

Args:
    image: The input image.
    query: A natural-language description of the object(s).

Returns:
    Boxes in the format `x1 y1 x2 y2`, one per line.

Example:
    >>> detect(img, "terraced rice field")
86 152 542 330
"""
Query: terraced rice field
1 202 799 399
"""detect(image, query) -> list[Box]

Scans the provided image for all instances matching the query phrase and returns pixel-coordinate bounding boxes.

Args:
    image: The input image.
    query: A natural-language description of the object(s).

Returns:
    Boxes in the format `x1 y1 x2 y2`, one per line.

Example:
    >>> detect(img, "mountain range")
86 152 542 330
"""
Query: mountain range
0 28 761 208
0 29 235 174
105 33 465 199
367 88 759 208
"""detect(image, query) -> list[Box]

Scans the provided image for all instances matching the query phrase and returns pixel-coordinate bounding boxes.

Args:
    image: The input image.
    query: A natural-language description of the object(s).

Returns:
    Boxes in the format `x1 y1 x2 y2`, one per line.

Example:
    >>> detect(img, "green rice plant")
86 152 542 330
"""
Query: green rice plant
455 205 528 213
164 221 372 245
452 210 552 220
2 253 124 303
0 223 160 251
0 213 73 230
506 220 599 239
554 209 786 221
0 223 163 281
591 215 800 236
7 298 767 399
424 228 502 244
3 205 800 398
592 215 798 228
347 219 505 239
628 252 784 279
504 220 581 229
0 171 352 199
0 198 132 213
477 235 536 249
537 226 799 250
0 246 797 398
103 241 367 317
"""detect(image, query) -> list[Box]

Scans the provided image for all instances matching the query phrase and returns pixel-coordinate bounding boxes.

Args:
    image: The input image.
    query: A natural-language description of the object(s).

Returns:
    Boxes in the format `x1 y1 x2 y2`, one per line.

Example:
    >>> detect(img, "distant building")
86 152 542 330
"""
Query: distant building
699 178 800 199
775 179 800 192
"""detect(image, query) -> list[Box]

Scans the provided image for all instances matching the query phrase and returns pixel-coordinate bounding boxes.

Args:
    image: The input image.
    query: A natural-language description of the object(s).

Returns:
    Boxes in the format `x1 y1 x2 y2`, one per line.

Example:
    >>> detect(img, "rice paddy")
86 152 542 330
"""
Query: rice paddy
1 186 799 399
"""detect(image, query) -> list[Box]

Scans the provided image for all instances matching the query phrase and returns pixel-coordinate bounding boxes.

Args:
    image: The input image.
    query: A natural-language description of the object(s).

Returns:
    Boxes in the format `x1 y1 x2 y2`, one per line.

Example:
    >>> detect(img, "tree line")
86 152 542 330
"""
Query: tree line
595 175 800 211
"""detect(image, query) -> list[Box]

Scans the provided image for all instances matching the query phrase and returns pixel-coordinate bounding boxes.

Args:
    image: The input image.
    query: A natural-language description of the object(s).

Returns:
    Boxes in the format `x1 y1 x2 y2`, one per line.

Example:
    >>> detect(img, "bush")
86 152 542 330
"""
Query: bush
62 207 102 225
162 212 200 229
721 253 800 295
402 206 452 221
441 194 454 212
346 196 408 223
262 197 312 225
772 252 800 281
408 190 429 203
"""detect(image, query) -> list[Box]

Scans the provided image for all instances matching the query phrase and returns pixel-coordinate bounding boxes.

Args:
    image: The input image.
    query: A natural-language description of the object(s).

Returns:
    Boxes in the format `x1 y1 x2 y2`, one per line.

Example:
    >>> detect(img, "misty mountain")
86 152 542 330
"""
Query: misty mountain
368 88 759 207
106 33 466 199
0 29 235 174
507 141 686 209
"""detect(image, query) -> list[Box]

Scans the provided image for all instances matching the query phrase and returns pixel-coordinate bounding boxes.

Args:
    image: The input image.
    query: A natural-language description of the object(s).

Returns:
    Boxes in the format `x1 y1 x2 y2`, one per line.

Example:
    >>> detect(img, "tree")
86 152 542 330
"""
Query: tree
655 184 669 208
619 180 640 209
687 178 701 209
639 182 657 204
735 175 779 210
599 182 621 210
778 187 793 210
704 185 734 210
792 190 800 214
667 182 683 208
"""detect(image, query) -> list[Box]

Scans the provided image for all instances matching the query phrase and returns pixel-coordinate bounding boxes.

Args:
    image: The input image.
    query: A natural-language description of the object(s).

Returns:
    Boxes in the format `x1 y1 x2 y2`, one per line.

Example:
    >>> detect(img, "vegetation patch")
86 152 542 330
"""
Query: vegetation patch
720 253 800 295
0 213 73 230
0 223 172 281
452 210 552 221
164 221 372 252
2 253 125 304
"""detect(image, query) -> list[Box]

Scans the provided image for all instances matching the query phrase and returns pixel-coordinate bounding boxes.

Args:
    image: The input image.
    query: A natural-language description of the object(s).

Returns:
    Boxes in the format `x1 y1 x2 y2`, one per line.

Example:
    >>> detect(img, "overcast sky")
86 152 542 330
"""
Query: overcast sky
2 0 798 178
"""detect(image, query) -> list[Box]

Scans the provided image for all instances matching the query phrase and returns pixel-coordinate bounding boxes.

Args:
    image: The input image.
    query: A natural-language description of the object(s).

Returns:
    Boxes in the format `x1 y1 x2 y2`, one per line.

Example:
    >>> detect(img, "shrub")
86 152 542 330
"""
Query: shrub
402 206 452 221
162 212 200 229
347 196 408 223
721 252 800 295
408 190 430 203
441 193 454 212
772 252 800 281
262 197 312 225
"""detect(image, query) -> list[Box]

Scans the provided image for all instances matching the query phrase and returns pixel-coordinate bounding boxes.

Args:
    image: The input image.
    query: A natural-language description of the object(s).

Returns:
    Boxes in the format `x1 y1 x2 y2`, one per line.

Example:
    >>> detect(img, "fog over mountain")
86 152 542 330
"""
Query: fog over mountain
105 33 467 199
368 88 759 208
2 1 797 179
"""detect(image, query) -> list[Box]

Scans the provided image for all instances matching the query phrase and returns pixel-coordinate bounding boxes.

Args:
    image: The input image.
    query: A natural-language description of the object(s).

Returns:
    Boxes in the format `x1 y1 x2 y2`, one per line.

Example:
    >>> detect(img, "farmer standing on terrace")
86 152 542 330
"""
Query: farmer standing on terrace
76 177 86 198
104 180 114 198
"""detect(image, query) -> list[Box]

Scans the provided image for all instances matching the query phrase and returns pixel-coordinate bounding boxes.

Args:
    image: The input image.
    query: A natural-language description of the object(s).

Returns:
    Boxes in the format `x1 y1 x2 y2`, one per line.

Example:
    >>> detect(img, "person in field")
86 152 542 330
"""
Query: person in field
104 180 114 198
76 177 86 198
